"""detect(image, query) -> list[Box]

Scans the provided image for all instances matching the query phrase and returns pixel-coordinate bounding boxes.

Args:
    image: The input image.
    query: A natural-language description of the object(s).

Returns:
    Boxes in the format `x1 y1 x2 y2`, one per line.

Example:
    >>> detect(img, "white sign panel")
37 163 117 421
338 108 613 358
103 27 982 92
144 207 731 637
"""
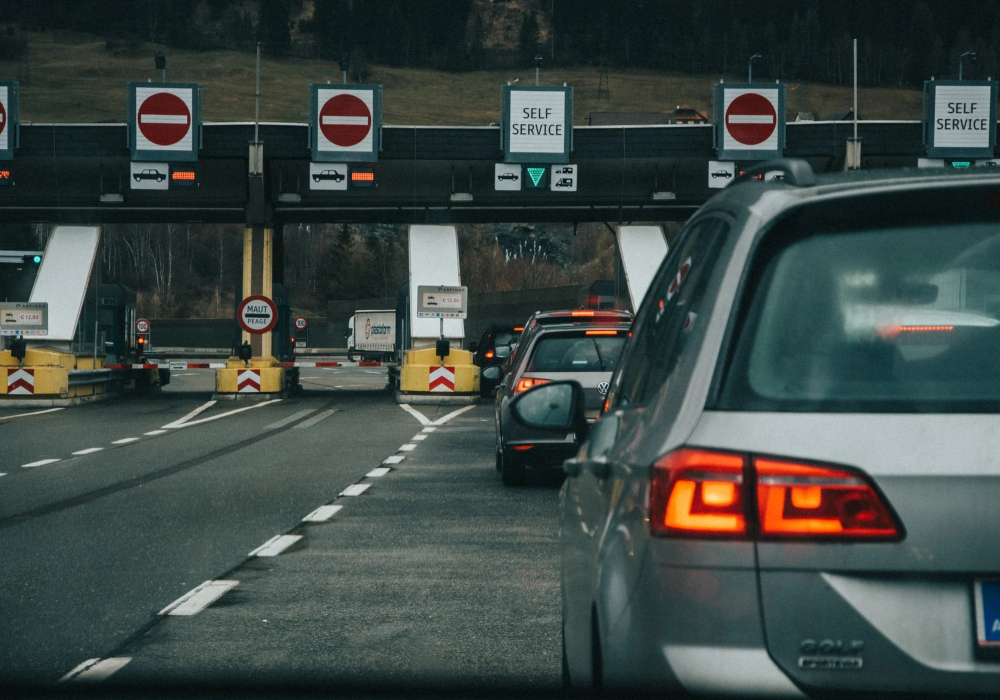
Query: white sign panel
708 161 735 188
550 164 577 192
130 162 169 190
495 163 522 190
0 85 8 152
508 90 566 154
309 162 348 190
932 85 993 150
723 88 780 153
134 86 194 153
417 285 468 319
315 88 375 154
0 302 48 336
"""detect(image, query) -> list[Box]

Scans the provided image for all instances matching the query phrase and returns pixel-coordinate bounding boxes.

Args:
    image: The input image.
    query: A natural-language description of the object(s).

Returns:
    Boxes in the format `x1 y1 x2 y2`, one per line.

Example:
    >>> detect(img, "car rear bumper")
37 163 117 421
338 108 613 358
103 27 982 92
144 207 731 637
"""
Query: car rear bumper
504 440 578 470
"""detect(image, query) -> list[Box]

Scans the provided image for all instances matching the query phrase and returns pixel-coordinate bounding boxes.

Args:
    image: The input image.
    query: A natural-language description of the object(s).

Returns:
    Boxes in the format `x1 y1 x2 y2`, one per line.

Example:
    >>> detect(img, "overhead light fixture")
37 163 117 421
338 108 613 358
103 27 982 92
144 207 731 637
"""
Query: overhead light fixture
278 193 302 203
99 194 124 203
450 192 473 202
652 191 677 200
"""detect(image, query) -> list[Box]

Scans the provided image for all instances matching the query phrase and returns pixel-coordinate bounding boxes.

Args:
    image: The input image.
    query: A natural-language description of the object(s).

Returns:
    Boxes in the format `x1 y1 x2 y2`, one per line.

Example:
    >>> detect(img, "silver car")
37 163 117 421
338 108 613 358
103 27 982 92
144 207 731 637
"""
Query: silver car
511 160 1000 696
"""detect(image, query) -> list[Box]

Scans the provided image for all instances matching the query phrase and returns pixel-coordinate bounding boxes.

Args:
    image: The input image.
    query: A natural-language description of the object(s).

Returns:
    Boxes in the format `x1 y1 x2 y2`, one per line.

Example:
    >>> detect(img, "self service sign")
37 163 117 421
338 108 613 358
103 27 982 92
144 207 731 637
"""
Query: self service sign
502 85 573 164
924 80 998 159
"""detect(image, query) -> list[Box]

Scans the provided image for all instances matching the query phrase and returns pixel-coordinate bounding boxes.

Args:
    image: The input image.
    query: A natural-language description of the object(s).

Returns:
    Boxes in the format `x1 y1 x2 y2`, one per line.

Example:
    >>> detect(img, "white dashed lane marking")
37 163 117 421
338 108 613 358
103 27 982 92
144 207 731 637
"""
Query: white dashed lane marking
366 467 391 478
302 504 342 522
72 447 104 456
159 580 239 616
383 455 405 464
59 657 131 683
249 535 303 557
112 438 140 445
22 458 60 468
399 444 417 452
340 483 371 497
143 429 168 436
412 434 427 441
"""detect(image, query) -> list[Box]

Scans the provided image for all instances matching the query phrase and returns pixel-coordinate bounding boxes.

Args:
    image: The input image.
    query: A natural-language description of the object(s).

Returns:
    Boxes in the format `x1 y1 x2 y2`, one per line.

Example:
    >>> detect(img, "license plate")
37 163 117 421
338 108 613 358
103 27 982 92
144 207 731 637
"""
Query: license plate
974 579 1000 647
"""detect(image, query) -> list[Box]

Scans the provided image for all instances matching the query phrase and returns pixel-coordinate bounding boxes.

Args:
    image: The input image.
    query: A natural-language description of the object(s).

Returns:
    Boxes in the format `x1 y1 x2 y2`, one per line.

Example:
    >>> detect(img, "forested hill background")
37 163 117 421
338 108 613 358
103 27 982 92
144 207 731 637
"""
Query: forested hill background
3 0 1000 88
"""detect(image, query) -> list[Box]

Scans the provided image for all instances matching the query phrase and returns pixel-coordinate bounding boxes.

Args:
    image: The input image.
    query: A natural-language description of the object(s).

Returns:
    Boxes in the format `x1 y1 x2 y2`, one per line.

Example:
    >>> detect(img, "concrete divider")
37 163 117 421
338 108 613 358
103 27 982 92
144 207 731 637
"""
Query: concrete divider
215 356 287 398
0 348 160 405
396 346 479 404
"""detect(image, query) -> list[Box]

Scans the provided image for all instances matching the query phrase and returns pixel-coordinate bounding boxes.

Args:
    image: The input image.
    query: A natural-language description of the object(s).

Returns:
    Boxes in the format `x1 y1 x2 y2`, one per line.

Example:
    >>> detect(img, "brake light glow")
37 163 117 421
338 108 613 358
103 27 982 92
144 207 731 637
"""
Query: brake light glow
585 330 618 336
651 449 747 536
648 449 902 540
879 325 953 339
485 350 495 359
514 327 524 332
512 445 534 451
755 458 900 539
571 310 595 317
514 377 549 393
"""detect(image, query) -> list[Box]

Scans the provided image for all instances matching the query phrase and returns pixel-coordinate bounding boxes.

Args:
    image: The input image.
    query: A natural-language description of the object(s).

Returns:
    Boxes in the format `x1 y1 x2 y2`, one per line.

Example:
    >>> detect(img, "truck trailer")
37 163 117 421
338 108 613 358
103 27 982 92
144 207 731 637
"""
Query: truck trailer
347 309 396 362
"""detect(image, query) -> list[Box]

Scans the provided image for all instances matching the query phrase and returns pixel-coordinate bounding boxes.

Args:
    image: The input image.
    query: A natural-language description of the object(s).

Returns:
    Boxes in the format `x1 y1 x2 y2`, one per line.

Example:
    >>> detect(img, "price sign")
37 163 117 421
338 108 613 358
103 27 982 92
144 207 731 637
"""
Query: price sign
0 302 48 336
417 285 468 319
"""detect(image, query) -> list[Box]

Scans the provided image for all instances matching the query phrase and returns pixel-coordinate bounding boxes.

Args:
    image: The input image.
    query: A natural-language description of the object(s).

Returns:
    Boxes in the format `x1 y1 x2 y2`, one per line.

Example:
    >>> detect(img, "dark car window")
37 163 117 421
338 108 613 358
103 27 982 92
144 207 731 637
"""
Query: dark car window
718 222 1000 412
615 217 729 407
494 331 516 347
525 332 626 373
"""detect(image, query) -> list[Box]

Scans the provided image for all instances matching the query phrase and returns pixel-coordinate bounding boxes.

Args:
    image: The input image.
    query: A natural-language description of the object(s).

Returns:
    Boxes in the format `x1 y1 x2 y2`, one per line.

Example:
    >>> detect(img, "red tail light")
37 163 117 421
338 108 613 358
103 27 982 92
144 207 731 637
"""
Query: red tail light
585 329 618 336
571 310 595 317
514 377 549 393
755 458 900 539
648 449 902 541
485 350 495 359
651 449 747 536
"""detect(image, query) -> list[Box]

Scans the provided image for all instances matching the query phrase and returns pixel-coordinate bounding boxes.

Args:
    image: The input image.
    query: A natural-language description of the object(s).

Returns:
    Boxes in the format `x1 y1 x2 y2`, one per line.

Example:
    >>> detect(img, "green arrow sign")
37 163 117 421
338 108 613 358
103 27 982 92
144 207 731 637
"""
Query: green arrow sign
527 167 546 187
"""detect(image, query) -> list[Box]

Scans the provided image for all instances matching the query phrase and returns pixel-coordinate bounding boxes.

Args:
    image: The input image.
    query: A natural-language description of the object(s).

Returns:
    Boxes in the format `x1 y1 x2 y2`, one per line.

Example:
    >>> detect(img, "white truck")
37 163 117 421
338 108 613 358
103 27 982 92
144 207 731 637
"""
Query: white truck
347 310 396 362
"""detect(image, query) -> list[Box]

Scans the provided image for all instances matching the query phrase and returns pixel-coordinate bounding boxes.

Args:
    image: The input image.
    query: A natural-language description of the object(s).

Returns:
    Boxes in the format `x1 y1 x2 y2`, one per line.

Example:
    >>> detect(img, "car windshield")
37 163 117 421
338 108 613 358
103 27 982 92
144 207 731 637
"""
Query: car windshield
719 223 1000 411
525 332 625 373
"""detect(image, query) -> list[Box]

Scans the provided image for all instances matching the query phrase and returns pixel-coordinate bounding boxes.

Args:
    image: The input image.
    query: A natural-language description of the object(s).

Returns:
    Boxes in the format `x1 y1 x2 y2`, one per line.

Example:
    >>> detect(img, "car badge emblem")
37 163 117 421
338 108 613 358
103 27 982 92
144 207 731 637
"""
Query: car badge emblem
597 382 610 395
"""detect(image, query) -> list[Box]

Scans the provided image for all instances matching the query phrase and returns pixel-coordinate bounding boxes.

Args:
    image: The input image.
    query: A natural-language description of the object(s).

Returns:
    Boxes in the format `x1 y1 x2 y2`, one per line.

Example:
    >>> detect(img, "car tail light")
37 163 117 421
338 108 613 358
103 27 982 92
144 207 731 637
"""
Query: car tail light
571 310 595 317
485 350 495 359
512 445 534 452
585 330 618 336
514 377 549 393
650 449 748 536
514 326 524 332
755 458 901 539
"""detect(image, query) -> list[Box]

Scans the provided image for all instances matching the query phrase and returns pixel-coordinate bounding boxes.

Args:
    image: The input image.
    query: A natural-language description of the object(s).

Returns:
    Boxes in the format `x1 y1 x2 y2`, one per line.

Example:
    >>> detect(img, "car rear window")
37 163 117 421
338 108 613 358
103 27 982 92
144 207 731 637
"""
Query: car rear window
494 332 516 347
525 332 626 373
719 222 1000 412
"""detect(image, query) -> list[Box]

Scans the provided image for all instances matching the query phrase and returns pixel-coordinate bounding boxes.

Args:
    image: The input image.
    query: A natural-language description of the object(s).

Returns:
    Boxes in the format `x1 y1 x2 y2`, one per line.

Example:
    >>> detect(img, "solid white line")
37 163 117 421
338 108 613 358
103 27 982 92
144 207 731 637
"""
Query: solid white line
432 404 477 426
159 580 238 616
422 427 437 433
169 399 282 428
22 458 60 468
321 115 369 125
72 447 104 455
61 657 131 682
143 429 168 436
302 504 343 522
340 483 371 496
249 534 302 557
412 434 427 441
262 408 316 431
112 437 140 445
399 444 416 452
0 473 6 477
293 408 338 430
399 403 431 425
162 400 216 429
727 114 774 124
0 407 65 421
140 114 188 124
383 455 405 464
366 467 391 478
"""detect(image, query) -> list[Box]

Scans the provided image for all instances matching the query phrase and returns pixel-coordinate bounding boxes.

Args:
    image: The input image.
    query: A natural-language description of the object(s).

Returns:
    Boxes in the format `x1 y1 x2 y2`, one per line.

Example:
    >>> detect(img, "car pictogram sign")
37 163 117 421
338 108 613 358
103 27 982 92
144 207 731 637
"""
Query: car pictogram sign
238 295 278 335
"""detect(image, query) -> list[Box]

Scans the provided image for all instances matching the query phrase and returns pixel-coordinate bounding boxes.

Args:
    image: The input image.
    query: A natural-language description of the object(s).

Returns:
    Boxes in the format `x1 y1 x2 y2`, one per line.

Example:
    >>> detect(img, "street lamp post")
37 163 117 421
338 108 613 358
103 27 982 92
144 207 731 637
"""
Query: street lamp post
748 53 762 83
535 55 543 86
960 51 977 81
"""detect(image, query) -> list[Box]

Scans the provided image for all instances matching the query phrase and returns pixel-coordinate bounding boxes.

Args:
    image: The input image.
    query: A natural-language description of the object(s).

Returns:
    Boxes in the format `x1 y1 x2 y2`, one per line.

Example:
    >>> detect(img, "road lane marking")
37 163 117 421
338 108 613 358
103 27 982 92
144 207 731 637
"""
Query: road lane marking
340 483 371 496
422 427 437 433
112 437 140 445
72 447 104 455
22 458 60 468
293 408 338 430
432 404 477 426
143 429 168 436
366 467 391 478
399 444 416 452
0 473 6 477
166 399 282 429
0 407 65 422
383 455 405 464
262 408 316 431
60 657 131 682
159 580 239 616
302 504 342 522
249 534 303 557
412 434 427 441
162 400 216 429
399 403 432 425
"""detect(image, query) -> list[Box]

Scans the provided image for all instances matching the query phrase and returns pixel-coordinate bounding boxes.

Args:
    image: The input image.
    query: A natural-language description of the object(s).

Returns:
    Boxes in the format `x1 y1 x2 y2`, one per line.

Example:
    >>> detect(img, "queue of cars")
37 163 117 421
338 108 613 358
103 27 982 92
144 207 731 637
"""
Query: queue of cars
496 160 1000 697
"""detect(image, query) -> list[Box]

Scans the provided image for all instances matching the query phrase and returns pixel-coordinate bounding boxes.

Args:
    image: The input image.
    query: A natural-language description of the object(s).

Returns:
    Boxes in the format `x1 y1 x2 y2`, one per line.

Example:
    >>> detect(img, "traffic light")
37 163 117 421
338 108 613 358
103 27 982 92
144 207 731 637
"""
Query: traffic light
135 335 146 361
525 166 549 189
22 254 41 266
10 336 26 362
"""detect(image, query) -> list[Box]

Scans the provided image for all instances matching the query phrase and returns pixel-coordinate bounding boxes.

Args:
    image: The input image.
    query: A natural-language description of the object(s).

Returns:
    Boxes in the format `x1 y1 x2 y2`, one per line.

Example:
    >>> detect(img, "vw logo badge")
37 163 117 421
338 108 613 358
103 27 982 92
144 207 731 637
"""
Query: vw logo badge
597 381 610 395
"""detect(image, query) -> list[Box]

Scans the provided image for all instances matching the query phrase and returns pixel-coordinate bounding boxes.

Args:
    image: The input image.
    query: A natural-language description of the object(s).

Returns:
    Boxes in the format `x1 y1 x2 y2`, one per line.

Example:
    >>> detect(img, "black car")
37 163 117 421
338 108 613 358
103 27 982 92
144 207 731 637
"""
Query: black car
471 323 523 393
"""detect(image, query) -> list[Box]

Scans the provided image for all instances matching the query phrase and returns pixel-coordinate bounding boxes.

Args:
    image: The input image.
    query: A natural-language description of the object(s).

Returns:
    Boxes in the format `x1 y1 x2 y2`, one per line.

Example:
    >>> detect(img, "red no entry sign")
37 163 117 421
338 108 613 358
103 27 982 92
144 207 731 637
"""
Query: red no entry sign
0 99 6 138
725 92 777 146
320 93 372 148
137 92 191 147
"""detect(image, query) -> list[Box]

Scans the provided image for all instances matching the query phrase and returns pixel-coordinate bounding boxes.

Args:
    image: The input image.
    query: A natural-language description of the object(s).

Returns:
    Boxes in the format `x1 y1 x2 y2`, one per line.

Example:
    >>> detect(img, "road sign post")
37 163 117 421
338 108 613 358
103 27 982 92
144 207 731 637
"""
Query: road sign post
128 83 202 162
309 84 383 163
713 83 786 161
238 295 278 335
923 80 998 159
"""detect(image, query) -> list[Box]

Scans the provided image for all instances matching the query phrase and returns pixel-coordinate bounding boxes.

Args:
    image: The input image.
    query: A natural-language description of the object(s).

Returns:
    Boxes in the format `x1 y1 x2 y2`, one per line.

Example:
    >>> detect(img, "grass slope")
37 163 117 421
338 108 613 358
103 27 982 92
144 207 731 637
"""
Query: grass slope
1 31 924 125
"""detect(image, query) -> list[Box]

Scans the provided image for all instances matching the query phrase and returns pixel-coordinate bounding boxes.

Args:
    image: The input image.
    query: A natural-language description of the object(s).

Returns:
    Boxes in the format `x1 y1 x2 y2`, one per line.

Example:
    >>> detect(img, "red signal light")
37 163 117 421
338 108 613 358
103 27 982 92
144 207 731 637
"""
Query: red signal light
514 377 549 393
351 171 375 182
171 170 196 181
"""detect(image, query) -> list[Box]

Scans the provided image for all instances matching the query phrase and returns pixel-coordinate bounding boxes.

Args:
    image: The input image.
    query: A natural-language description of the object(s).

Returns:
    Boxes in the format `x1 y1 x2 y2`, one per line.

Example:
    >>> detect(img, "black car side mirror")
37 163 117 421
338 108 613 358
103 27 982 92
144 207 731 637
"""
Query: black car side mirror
510 380 589 442
468 341 479 353
494 344 512 359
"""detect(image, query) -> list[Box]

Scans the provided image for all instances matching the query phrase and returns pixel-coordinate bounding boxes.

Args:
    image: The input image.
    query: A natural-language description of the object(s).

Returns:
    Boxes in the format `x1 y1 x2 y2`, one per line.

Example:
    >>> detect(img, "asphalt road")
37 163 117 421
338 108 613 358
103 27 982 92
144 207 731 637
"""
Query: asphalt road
0 380 561 693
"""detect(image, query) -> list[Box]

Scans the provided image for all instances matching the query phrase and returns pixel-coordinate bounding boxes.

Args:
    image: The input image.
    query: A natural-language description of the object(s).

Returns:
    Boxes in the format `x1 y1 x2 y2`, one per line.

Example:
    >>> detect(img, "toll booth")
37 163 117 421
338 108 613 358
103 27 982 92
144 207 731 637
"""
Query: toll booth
79 283 138 363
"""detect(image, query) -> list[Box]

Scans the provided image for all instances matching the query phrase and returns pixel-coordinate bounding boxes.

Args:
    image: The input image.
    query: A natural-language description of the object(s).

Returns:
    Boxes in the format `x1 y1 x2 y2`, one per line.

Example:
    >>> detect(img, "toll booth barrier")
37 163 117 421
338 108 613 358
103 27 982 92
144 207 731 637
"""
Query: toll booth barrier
398 346 479 395
215 355 287 397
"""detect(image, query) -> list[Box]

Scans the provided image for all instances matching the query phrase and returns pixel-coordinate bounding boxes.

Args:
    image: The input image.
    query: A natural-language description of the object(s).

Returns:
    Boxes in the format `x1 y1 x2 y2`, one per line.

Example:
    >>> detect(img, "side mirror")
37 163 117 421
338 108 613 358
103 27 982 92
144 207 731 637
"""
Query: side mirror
481 365 503 395
482 366 502 381
510 380 588 442
494 344 512 359
468 341 479 353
